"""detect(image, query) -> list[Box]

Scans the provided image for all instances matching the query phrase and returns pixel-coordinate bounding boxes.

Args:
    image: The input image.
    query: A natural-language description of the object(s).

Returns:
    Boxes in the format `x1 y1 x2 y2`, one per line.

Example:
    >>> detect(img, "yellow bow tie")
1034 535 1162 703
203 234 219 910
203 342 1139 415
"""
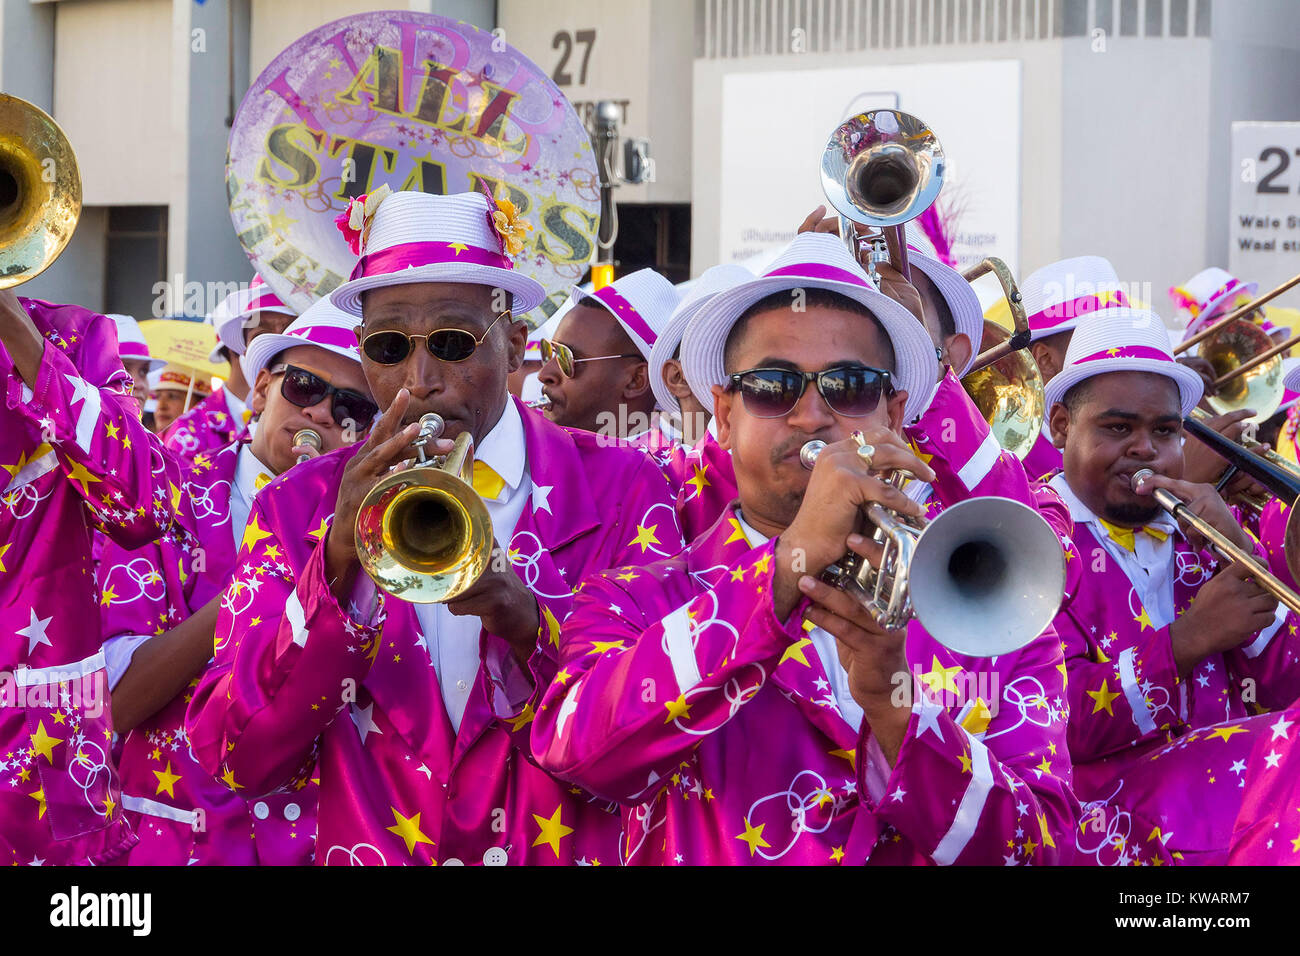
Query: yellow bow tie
242 409 253 425
1097 518 1169 552
472 460 506 501
254 472 274 490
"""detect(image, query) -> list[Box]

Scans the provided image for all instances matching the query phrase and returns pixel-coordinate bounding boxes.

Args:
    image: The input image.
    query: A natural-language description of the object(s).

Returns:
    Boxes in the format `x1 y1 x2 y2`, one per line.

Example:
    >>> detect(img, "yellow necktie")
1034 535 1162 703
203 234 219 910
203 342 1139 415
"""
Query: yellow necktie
1097 518 1169 552
254 472 273 490
472 460 506 501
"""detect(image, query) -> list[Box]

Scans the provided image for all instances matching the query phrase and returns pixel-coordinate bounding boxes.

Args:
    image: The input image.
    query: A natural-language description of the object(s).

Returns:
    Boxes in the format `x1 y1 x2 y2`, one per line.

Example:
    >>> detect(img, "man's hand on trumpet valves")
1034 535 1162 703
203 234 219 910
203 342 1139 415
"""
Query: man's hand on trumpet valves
1132 471 1256 554
324 387 454 597
773 427 934 621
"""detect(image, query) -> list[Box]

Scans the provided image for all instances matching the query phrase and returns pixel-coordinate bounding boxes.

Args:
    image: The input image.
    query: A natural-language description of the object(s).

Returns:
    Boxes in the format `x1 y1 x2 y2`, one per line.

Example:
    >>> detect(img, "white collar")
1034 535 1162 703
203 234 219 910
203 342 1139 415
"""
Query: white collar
657 411 683 443
707 416 719 440
735 509 771 546
223 386 248 425
474 398 527 492
233 443 276 500
1047 472 1178 533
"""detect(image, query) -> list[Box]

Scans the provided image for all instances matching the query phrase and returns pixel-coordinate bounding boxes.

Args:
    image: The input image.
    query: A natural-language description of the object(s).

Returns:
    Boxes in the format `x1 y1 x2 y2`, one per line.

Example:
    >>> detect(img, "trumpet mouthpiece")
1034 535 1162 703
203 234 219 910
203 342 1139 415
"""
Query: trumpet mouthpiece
293 428 322 451
417 413 446 440
799 440 826 470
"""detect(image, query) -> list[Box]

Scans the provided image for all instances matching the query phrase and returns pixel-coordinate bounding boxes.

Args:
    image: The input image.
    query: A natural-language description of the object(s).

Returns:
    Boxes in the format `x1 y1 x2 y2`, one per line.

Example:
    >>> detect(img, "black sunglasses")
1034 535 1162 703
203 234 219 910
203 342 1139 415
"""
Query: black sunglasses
271 364 379 427
725 365 894 419
358 311 509 365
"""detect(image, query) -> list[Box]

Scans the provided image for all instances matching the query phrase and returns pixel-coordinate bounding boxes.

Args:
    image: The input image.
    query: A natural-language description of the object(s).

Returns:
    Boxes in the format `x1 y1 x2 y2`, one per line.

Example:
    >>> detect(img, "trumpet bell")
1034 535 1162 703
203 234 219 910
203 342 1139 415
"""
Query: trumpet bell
820 109 945 228
1199 318 1283 423
0 94 81 289
909 496 1065 657
354 462 494 604
960 321 1046 460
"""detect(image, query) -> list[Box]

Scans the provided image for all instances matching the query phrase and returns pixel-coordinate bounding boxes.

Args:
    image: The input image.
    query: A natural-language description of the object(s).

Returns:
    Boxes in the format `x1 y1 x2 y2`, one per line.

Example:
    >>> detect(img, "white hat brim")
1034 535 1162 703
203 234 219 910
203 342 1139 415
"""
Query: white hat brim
1044 358 1203 417
682 276 939 424
1185 280 1260 336
240 332 359 385
906 251 984 377
329 263 547 318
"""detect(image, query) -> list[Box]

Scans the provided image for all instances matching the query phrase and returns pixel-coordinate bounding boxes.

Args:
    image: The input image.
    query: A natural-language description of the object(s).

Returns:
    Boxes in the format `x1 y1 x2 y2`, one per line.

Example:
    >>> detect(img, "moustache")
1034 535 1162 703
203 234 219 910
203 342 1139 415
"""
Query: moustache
770 433 825 468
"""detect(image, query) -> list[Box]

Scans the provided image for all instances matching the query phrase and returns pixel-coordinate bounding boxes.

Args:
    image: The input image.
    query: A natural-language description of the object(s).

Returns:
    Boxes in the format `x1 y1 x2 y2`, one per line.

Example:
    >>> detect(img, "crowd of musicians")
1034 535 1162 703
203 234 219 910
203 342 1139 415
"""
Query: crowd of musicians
3 177 1300 866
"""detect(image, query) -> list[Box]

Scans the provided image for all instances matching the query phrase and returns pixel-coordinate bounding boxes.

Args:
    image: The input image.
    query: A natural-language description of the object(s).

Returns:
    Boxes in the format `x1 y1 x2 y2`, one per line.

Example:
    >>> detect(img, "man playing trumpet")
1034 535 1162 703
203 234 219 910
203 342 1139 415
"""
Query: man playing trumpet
530 233 1078 865
1041 308 1300 865
186 189 682 866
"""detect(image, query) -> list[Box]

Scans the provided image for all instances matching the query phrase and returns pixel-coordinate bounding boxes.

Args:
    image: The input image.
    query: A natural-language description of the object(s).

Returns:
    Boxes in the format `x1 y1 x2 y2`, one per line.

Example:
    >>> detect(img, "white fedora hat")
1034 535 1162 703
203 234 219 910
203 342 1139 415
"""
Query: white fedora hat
903 250 983 377
650 264 754 414
241 296 365 384
1278 358 1300 413
1171 267 1258 337
329 190 546 318
207 274 297 362
1021 255 1127 343
681 232 939 424
1044 307 1203 416
106 313 165 373
568 267 679 362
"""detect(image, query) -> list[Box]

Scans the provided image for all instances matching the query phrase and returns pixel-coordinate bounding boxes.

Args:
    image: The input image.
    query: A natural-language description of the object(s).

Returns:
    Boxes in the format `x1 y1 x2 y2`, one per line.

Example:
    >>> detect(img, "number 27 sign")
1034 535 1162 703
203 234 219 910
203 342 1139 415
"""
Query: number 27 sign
1230 122 1300 294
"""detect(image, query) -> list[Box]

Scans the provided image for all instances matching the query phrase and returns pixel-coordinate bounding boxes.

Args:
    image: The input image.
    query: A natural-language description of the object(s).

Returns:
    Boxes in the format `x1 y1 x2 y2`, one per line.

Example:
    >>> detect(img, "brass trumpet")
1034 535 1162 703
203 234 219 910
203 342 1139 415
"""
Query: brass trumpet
1131 466 1300 616
799 438 1065 657
354 413 494 603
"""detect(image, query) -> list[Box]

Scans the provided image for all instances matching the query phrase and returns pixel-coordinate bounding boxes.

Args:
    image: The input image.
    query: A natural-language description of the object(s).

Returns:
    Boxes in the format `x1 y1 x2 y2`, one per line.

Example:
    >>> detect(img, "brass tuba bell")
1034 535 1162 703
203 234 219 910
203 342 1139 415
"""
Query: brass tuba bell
0 94 81 288
354 413 494 604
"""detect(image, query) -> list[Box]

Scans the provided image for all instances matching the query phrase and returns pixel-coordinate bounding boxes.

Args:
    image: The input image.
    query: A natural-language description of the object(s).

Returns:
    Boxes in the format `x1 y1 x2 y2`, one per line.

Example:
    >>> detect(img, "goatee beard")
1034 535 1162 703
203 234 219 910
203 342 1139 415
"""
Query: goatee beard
1103 502 1163 526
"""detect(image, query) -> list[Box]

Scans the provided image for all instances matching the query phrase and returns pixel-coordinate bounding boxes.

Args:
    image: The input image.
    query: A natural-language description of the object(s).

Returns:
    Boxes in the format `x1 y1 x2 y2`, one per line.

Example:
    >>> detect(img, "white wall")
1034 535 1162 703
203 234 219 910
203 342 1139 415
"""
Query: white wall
54 0 174 205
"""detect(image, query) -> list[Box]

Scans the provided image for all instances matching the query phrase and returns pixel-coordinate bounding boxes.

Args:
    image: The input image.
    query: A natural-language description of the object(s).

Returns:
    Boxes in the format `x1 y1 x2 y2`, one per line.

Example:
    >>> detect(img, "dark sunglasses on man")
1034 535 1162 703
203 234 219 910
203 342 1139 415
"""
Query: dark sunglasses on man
270 364 380 427
725 364 894 418
357 311 510 365
539 338 641 378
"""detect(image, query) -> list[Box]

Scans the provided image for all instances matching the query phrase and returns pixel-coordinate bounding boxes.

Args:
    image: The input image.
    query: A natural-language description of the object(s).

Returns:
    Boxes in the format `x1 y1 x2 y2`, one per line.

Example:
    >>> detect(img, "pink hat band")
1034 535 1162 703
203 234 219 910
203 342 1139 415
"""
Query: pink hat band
1028 290 1129 334
118 341 151 360
591 283 658 348
1171 277 1246 318
351 240 514 282
765 261 872 288
279 323 358 353
1074 344 1170 365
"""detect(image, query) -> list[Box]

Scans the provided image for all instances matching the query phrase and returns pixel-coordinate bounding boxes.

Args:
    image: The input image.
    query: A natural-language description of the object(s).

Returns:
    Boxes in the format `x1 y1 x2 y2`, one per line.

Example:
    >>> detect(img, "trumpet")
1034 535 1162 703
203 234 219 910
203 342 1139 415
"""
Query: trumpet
292 428 321 465
799 438 1065 657
820 109 945 282
354 413 494 603
1131 467 1300 616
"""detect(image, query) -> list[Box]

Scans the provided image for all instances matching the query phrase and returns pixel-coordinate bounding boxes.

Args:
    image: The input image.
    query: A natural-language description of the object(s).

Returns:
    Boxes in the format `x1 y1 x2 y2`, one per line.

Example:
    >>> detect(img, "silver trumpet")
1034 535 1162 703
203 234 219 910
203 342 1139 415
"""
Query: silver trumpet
799 439 1065 657
525 396 552 411
293 428 322 464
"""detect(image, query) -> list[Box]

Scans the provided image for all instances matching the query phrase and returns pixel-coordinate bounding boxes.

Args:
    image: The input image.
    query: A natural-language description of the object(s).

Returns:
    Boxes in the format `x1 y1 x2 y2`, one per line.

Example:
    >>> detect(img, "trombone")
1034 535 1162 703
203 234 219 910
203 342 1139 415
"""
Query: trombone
1131 466 1300 616
1172 270 1300 423
353 413 494 603
799 437 1065 657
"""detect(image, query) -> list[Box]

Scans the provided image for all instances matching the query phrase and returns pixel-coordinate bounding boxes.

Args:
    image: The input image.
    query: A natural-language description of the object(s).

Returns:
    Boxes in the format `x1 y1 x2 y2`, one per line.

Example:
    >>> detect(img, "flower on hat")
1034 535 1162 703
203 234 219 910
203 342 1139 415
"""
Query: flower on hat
334 184 392 255
486 193 533 258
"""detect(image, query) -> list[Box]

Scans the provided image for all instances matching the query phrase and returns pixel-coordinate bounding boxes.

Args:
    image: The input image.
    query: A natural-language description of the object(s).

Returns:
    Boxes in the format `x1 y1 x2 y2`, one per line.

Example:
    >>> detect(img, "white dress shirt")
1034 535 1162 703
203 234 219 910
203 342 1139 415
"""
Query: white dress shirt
1048 472 1180 630
412 400 532 733
224 386 248 428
